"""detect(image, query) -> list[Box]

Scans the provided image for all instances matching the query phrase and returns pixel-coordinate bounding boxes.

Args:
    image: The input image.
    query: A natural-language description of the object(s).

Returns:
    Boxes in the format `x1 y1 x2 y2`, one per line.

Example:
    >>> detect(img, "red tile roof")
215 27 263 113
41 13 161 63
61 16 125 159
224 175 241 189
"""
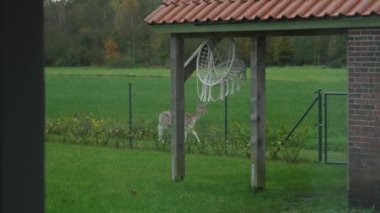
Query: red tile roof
145 0 380 24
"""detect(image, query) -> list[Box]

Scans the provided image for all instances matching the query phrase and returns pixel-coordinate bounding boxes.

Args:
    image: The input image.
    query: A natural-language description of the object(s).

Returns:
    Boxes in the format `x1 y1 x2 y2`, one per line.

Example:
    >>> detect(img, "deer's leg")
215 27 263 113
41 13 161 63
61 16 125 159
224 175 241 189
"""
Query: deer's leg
158 124 164 142
191 130 200 144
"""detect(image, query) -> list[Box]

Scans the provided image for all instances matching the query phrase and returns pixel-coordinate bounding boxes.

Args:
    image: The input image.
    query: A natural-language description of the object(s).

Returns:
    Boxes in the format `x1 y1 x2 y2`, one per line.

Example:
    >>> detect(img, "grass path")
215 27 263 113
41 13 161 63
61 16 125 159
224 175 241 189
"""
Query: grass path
46 142 349 212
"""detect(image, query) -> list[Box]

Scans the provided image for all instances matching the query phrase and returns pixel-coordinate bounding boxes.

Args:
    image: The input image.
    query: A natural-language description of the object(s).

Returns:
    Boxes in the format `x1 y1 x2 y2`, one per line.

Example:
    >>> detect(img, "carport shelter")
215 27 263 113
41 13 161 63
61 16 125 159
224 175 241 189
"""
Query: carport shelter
144 0 380 209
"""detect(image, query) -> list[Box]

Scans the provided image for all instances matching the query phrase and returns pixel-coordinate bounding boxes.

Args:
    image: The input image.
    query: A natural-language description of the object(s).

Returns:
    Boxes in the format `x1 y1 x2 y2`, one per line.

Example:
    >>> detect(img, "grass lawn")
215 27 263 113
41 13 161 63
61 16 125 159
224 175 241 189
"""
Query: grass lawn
45 66 347 132
46 142 350 212
45 66 348 160
45 67 356 211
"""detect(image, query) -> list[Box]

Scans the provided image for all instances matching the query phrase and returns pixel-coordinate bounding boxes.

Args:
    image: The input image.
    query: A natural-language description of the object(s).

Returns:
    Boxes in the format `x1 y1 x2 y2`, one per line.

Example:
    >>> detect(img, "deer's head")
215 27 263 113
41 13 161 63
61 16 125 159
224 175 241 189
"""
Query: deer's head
196 103 207 115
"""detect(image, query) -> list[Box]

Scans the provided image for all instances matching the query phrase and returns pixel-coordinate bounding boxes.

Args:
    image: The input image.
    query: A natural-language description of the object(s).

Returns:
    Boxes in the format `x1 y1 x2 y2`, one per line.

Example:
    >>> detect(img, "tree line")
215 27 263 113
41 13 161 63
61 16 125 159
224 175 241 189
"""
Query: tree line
44 0 347 68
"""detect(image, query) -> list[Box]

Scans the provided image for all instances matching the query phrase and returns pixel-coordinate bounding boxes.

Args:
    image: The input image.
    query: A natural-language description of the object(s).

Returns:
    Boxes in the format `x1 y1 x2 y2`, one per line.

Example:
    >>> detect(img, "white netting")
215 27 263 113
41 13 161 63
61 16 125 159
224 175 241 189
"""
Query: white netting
186 37 246 102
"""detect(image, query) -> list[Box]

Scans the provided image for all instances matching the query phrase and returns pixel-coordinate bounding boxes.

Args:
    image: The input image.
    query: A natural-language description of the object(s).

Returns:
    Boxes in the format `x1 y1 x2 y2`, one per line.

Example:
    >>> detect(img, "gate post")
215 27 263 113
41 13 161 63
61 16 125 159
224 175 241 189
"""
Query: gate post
324 93 328 163
128 83 133 148
317 89 322 162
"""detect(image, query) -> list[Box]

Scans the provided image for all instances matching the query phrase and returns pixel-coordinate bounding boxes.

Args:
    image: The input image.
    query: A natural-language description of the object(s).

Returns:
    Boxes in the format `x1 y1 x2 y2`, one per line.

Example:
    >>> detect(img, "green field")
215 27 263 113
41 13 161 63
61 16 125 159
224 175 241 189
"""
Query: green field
45 66 347 158
45 66 346 127
46 142 351 212
45 67 357 212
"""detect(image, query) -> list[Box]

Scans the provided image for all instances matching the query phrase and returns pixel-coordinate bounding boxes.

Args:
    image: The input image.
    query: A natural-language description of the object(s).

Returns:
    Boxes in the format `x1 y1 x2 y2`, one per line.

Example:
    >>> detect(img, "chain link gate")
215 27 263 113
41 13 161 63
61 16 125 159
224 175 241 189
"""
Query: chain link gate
284 90 348 164
323 92 347 164
127 82 349 163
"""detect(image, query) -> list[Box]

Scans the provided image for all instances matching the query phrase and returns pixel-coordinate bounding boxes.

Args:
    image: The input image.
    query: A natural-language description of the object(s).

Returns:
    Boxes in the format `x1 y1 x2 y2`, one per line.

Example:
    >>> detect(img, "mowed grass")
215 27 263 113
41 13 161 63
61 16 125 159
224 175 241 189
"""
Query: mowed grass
45 66 347 128
46 67 352 211
46 142 349 212
45 66 348 160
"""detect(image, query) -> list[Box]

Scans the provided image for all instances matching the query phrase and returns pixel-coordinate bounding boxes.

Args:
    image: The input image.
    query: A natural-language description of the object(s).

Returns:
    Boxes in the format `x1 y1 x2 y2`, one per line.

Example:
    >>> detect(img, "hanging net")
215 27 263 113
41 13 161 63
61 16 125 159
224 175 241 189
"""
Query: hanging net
186 37 246 102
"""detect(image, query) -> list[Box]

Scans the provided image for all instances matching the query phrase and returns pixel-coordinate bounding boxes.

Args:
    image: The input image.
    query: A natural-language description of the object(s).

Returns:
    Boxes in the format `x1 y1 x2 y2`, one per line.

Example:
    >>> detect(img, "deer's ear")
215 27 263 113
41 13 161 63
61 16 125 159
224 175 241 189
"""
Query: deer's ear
199 102 207 107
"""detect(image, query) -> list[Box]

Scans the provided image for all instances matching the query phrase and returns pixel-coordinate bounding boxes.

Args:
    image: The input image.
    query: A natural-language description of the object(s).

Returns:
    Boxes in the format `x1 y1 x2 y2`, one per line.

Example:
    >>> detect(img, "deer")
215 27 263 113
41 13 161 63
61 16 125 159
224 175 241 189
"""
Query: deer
158 104 207 144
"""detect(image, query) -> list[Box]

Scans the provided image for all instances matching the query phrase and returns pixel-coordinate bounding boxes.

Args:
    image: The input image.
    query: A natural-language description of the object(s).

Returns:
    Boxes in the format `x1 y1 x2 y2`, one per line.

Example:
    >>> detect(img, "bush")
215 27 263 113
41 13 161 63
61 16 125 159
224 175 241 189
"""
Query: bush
281 127 309 163
265 126 310 163
228 122 250 156
205 125 226 155
46 115 310 162
105 55 136 68
46 112 127 147
266 126 287 160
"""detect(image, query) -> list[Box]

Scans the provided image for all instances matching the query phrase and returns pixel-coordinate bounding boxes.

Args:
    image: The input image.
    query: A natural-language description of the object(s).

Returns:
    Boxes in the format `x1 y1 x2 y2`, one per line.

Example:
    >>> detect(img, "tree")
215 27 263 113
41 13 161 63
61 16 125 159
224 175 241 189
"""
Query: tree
327 35 347 67
114 0 140 64
105 38 119 59
43 0 347 68
292 36 314 65
274 37 295 66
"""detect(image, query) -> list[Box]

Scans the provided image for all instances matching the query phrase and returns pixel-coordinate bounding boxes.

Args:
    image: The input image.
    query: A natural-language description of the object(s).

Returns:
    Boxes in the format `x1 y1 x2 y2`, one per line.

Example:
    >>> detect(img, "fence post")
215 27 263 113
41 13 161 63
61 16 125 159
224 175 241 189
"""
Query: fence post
285 94 319 141
317 89 322 162
324 93 328 163
224 86 228 141
129 82 133 148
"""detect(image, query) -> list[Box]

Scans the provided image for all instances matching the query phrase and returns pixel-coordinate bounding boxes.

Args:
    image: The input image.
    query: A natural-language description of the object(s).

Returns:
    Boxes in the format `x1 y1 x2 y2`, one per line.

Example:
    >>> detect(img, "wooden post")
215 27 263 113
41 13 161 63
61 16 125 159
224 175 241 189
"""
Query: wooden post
170 34 185 181
1 1 44 211
184 55 196 81
250 36 266 192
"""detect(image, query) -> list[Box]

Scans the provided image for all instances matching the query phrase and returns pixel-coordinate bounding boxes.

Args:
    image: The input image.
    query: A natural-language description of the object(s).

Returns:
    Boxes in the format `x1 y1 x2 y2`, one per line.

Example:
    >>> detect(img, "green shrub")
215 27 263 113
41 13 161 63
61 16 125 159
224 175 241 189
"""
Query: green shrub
265 126 310 163
203 125 225 155
266 126 287 160
46 112 127 147
65 112 106 145
228 122 250 156
281 127 309 163
46 115 310 162
46 119 70 142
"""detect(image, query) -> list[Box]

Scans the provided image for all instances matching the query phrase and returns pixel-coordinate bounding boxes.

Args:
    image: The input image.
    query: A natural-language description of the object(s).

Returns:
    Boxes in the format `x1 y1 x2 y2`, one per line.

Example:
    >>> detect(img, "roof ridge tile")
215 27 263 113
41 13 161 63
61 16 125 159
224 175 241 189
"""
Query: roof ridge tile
148 0 380 24
163 0 251 5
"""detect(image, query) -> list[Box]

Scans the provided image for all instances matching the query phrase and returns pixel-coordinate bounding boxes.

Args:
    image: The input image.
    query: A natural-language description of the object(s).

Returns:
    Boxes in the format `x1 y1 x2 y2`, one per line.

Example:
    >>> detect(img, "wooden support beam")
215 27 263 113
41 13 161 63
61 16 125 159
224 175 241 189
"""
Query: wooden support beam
250 36 266 192
170 34 185 181
184 35 221 81
184 56 196 81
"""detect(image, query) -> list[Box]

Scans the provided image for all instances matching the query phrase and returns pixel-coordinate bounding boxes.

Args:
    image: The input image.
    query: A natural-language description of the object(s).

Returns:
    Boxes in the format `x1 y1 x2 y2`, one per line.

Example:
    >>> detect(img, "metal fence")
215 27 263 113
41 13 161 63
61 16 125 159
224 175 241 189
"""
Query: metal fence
277 90 347 164
324 92 348 164
127 78 348 162
45 73 347 162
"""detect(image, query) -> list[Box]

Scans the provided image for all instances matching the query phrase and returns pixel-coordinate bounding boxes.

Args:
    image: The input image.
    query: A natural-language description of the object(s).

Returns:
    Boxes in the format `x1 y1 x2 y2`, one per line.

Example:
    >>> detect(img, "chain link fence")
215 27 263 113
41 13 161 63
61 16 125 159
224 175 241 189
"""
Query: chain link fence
120 76 327 160
45 70 347 163
324 93 348 164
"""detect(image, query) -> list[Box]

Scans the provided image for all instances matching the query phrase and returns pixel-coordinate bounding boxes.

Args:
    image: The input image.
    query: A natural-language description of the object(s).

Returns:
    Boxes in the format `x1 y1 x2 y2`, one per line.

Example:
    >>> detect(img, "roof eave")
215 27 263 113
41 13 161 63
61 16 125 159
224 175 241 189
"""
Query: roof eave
147 16 380 35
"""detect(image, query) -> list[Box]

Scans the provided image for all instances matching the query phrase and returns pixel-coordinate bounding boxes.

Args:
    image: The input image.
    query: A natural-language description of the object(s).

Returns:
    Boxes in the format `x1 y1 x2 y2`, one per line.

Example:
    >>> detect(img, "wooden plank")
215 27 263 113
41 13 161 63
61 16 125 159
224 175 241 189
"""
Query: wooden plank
170 34 185 181
250 36 266 192
184 35 221 81
184 56 196 81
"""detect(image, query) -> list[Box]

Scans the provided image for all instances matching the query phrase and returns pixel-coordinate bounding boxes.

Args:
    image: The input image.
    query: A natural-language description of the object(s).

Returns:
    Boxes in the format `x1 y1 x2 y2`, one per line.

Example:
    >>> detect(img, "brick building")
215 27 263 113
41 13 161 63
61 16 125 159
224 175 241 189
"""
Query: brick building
146 0 380 209
348 29 380 208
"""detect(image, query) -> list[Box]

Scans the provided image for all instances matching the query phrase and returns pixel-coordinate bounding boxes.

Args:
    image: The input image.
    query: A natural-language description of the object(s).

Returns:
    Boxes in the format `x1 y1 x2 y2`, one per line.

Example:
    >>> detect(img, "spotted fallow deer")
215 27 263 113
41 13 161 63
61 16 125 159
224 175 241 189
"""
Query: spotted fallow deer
158 104 206 143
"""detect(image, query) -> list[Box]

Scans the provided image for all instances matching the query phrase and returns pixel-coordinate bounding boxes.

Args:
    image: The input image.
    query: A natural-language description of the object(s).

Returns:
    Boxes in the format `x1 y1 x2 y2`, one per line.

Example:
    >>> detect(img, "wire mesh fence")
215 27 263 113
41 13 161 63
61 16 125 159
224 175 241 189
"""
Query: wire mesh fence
45 69 347 163
120 77 338 161
324 93 348 164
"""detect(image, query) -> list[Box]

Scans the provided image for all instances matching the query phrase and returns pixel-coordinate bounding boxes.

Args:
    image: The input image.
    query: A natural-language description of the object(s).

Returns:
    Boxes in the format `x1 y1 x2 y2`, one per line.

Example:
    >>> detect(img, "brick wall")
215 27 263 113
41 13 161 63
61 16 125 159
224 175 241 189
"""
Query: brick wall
348 29 380 209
